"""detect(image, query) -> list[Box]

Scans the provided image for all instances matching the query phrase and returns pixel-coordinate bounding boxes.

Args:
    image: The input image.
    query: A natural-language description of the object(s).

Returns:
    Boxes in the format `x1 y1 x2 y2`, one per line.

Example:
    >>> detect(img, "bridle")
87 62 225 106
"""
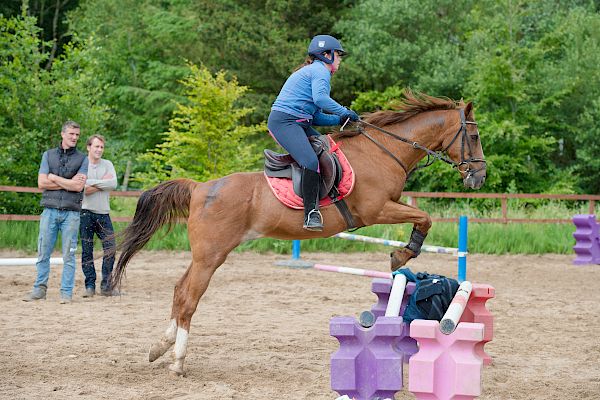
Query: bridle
347 108 487 179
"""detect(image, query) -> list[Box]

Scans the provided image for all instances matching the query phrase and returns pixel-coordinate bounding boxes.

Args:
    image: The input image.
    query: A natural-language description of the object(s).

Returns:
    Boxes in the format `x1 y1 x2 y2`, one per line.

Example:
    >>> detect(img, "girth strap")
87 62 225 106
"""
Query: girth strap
328 186 357 230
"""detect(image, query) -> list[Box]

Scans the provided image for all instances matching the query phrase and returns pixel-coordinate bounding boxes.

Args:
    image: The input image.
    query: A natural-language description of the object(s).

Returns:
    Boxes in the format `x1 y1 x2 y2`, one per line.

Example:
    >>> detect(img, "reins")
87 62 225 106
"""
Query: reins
344 109 486 178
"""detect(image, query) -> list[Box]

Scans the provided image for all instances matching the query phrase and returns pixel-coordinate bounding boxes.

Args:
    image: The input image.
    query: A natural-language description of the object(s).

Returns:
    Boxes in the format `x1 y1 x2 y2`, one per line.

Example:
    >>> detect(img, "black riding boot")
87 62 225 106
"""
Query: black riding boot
301 167 323 231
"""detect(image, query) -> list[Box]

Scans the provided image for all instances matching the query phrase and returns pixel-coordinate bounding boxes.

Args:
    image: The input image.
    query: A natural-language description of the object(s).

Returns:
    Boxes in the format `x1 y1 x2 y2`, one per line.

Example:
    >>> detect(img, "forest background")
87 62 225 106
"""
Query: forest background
1 0 599 216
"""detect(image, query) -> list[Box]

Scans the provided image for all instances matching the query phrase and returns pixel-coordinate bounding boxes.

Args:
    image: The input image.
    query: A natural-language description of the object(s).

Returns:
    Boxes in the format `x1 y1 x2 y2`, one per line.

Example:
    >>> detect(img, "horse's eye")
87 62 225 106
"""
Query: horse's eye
469 134 479 142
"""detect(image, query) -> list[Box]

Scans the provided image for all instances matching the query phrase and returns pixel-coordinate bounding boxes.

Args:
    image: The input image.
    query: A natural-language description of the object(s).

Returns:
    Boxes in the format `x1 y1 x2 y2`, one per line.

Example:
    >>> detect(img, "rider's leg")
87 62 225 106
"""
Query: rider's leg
300 167 323 231
267 111 323 230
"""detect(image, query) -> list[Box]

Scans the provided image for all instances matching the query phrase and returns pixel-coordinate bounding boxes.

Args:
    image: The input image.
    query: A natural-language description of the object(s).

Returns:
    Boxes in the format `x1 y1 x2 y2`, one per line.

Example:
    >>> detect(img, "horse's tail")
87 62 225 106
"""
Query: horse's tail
111 178 196 289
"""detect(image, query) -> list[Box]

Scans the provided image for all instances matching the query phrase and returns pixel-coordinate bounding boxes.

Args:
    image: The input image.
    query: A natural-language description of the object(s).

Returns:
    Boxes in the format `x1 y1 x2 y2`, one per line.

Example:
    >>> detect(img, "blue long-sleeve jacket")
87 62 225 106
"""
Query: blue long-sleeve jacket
271 61 347 126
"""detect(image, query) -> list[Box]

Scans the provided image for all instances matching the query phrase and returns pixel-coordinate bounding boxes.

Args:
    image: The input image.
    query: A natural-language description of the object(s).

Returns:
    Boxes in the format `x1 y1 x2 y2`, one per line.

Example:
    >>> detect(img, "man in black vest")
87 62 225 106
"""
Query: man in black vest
23 120 88 304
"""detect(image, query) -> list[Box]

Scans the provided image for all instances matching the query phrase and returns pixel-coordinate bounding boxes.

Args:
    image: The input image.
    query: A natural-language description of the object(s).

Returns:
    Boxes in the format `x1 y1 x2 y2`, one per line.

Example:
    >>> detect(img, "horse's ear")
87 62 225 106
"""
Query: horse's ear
465 101 473 117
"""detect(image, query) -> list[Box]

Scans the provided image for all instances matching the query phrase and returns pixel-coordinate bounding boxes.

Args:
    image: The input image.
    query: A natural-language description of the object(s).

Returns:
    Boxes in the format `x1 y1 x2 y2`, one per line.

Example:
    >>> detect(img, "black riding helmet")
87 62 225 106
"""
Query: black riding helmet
307 34 347 65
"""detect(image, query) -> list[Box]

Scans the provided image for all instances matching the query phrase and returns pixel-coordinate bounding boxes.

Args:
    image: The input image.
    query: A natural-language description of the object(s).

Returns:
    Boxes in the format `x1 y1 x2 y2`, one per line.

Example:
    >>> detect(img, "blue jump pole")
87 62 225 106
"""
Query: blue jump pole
457 215 468 282
275 239 313 268
292 240 301 260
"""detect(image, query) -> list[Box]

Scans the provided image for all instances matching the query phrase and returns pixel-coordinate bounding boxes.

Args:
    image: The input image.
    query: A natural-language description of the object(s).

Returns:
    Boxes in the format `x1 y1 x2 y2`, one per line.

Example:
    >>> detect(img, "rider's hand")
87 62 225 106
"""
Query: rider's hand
340 109 359 125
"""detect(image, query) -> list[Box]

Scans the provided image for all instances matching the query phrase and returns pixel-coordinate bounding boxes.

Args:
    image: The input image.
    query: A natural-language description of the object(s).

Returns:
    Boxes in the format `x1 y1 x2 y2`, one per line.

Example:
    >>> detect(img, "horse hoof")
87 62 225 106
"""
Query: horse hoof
390 248 414 271
390 261 404 272
149 351 159 363
168 365 186 377
149 343 168 362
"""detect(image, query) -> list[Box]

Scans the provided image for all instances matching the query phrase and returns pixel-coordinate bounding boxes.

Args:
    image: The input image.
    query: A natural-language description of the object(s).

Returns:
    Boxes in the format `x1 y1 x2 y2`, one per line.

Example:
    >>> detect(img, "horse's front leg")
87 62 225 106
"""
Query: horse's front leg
149 319 178 362
375 200 432 271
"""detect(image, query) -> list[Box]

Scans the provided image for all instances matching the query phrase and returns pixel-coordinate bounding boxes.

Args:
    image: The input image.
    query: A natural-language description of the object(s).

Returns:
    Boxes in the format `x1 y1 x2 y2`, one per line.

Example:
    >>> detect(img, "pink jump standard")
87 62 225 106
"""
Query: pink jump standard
330 273 494 399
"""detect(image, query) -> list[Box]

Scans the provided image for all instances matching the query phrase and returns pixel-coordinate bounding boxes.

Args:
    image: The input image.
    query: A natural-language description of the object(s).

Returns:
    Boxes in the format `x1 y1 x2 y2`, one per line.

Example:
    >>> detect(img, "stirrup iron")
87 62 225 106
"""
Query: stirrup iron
303 209 323 231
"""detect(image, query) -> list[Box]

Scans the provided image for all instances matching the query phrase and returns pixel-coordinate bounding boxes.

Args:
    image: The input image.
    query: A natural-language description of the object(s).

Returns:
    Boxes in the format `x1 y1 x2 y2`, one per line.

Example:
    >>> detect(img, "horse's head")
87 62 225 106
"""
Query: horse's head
440 102 487 189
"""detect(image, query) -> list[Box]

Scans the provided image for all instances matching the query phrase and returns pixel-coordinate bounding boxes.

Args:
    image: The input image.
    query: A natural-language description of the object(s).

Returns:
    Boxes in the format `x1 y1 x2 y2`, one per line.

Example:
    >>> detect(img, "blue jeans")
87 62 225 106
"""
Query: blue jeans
80 210 115 291
34 208 81 297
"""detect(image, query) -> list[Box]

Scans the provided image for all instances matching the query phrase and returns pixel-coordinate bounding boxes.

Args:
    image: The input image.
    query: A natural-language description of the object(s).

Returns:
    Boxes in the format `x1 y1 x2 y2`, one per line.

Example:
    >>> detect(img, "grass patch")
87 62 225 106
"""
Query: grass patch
0 195 584 254
0 218 575 255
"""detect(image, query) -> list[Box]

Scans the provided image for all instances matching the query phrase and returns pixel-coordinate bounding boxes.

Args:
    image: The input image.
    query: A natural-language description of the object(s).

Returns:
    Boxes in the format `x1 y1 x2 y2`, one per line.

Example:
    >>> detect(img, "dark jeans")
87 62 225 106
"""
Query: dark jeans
80 210 115 291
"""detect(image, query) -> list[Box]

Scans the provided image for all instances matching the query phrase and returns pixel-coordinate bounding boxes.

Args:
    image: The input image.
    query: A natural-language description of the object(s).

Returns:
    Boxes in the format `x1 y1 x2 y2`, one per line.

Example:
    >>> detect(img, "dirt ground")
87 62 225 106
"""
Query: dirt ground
1 249 599 400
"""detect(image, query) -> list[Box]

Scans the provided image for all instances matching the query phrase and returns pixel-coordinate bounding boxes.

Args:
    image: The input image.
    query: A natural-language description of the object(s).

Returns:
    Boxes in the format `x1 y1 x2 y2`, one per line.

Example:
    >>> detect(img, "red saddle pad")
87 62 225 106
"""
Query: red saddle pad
265 136 355 209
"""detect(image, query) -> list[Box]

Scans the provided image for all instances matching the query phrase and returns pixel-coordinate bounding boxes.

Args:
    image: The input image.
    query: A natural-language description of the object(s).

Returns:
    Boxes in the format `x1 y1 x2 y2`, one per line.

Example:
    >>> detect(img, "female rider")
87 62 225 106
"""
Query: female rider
268 34 359 231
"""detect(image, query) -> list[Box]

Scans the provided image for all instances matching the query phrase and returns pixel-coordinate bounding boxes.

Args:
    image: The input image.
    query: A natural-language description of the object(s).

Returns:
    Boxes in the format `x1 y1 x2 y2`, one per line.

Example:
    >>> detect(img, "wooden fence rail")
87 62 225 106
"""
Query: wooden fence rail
1 186 598 224
0 185 140 222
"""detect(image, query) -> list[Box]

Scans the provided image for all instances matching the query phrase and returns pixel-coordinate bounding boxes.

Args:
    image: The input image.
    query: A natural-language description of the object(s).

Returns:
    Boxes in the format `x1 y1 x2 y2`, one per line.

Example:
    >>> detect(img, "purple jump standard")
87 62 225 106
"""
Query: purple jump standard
330 275 409 400
330 316 405 400
573 214 600 265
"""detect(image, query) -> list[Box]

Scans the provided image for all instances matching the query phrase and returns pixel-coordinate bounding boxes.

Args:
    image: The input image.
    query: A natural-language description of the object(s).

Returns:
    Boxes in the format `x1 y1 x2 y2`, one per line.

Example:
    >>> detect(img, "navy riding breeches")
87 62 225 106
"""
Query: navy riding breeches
267 110 321 172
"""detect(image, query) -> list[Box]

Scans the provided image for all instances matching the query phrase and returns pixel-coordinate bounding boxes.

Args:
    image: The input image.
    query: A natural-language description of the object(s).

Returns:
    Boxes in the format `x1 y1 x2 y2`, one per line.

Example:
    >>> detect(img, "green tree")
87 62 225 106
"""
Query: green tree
0 12 107 213
463 1 600 193
576 98 600 193
137 64 265 186
532 5 600 193
1 0 81 68
339 0 600 194
334 0 475 101
67 0 194 158
68 0 349 175
351 86 405 113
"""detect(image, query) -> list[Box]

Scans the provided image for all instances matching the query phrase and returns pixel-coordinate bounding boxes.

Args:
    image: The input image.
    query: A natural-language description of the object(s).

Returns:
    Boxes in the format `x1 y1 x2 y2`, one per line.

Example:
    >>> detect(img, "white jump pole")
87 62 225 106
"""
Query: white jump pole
0 258 63 266
439 281 473 334
334 232 459 255
385 274 408 317
313 264 392 279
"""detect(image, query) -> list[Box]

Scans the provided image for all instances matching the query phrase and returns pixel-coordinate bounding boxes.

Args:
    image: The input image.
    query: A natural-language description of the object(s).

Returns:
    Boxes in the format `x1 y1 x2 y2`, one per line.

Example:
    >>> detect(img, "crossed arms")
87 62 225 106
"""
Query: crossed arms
38 173 86 192
85 172 117 195
84 161 118 195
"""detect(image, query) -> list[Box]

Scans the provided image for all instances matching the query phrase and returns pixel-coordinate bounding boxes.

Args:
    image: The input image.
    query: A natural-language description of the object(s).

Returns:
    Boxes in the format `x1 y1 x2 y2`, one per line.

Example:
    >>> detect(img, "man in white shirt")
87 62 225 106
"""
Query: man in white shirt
80 135 118 297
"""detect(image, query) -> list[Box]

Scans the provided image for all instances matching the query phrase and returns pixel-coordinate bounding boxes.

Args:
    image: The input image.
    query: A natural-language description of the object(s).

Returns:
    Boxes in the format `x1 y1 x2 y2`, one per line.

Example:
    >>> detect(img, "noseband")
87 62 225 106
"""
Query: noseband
440 108 487 180
355 108 487 178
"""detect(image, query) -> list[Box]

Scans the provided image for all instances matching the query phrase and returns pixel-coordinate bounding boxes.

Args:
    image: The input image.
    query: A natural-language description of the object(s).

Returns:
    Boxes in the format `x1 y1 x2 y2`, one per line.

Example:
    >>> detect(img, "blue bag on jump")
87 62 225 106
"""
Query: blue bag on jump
393 268 459 323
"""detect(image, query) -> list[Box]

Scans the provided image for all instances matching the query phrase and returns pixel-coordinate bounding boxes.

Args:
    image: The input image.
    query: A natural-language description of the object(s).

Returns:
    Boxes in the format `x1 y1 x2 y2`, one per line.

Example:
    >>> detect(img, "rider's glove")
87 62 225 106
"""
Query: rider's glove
340 109 359 125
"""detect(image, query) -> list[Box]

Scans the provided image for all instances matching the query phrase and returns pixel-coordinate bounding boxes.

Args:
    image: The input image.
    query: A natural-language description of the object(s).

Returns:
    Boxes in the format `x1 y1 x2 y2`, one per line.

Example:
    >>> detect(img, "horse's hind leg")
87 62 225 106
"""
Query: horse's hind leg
167 241 237 376
152 174 256 375
149 265 192 362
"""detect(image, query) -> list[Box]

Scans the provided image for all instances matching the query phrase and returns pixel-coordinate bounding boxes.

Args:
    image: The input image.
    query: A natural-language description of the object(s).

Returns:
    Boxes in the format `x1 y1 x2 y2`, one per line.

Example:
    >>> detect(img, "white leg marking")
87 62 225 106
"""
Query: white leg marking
169 327 189 375
174 327 189 360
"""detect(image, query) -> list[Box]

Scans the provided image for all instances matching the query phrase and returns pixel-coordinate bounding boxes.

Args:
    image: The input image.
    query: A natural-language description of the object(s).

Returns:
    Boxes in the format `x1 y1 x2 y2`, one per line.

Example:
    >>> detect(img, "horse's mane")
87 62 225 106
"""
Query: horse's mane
362 88 463 127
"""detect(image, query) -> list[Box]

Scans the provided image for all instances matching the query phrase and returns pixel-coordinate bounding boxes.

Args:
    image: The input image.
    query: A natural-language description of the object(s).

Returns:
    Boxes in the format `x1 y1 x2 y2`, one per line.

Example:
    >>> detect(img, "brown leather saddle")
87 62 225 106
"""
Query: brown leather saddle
263 135 343 199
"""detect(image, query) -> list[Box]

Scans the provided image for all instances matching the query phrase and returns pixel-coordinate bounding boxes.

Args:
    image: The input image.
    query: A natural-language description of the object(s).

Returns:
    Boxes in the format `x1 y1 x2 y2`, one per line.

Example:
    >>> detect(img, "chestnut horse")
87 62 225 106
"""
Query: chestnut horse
111 90 486 375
